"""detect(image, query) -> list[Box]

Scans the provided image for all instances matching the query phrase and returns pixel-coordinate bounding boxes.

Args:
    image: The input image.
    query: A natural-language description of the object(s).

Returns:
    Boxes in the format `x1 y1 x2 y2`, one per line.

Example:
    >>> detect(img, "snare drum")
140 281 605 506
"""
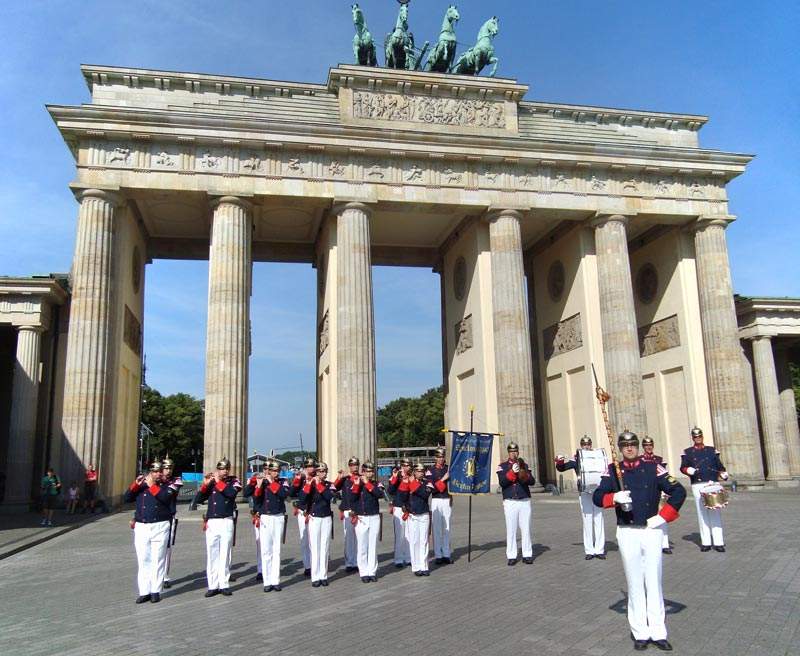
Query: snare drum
700 483 729 510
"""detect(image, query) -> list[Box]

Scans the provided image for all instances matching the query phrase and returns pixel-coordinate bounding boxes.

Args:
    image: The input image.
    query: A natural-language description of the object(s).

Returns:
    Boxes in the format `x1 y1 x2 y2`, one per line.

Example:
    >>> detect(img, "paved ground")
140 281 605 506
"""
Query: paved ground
0 508 109 560
1 489 798 656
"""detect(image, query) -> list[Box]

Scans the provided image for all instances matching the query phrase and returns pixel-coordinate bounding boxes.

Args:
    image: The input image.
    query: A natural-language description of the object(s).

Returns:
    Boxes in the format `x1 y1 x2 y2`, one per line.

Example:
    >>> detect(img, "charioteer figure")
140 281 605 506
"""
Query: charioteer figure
350 461 383 583
298 461 337 587
593 431 686 651
160 456 182 588
290 457 317 577
680 427 728 552
555 435 608 560
407 462 434 577
334 456 361 573
641 437 673 554
245 459 289 592
386 457 413 568
496 442 535 566
426 447 452 565
125 460 182 604
196 457 241 597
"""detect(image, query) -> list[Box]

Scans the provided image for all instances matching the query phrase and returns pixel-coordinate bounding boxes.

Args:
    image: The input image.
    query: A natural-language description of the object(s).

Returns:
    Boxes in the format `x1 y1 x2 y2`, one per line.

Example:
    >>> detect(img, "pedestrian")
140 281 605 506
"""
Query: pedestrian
333 456 361 573
66 481 80 514
247 459 289 593
82 464 98 513
407 463 433 577
640 436 673 554
40 467 61 526
289 457 317 577
386 457 413 568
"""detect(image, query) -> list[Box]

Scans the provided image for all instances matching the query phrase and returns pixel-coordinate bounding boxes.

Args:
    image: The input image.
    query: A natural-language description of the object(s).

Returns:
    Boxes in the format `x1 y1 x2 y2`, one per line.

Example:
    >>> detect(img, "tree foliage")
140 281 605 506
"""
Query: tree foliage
274 450 317 465
377 386 445 448
140 385 204 473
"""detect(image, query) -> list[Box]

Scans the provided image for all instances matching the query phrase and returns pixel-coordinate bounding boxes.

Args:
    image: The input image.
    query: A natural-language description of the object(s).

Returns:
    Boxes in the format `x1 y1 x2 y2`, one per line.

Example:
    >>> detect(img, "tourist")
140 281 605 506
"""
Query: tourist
40 467 61 526
82 464 98 513
66 480 79 514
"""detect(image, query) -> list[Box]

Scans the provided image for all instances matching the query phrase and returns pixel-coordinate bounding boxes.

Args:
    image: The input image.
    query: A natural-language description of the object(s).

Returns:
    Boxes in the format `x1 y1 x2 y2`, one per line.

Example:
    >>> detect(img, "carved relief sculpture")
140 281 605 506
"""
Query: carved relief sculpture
287 158 305 174
406 164 424 182
454 314 473 355
241 155 261 171
319 310 329 356
639 314 680 357
443 168 463 184
328 160 345 176
154 151 175 167
543 313 582 359
200 152 221 169
107 147 131 164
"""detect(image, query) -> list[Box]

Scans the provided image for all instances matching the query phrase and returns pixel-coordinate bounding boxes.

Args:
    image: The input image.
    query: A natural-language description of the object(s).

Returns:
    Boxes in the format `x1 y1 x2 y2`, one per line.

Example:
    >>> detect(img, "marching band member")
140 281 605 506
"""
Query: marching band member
386 457 413 568
351 461 383 583
680 427 728 552
555 435 607 560
334 456 361 573
242 468 263 581
299 461 336 587
248 459 289 592
593 431 686 651
124 460 182 604
408 463 434 576
196 457 241 597
496 442 535 566
160 456 182 588
426 447 452 565
290 457 317 577
641 437 672 554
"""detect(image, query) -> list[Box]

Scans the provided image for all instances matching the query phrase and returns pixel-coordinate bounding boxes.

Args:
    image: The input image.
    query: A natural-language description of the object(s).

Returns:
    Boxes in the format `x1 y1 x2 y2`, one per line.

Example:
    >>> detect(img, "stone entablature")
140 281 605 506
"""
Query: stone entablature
736 296 800 340
0 277 69 328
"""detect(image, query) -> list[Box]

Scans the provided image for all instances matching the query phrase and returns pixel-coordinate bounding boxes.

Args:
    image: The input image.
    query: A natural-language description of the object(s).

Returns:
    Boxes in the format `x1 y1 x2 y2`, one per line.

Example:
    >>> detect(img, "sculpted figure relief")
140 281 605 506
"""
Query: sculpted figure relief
353 91 505 128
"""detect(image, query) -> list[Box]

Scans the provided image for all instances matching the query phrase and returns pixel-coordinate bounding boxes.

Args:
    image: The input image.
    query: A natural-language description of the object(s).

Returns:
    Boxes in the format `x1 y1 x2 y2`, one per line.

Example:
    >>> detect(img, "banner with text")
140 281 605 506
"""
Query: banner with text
449 432 495 494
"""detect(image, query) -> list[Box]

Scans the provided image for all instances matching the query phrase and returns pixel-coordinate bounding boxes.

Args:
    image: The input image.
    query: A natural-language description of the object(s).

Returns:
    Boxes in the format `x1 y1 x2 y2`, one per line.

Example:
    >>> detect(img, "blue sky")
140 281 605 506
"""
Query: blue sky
1 1 797 454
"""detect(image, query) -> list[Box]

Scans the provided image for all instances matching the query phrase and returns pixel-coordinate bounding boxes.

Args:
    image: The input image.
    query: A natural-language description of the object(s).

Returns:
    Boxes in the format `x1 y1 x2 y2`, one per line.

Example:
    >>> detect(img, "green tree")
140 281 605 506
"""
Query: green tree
377 386 445 448
140 385 204 473
274 450 317 465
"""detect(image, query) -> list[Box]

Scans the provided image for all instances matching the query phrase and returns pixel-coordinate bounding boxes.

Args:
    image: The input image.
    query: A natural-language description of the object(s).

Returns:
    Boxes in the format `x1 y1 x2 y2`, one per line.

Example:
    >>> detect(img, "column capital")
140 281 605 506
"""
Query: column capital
686 215 735 233
485 208 524 224
332 201 374 217
16 324 45 335
746 333 774 343
74 188 124 207
209 195 253 212
588 212 634 229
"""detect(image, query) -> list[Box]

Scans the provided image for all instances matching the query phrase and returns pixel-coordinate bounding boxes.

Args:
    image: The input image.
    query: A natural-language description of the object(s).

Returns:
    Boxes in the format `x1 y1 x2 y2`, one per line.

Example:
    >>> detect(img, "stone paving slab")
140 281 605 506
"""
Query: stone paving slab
1 490 798 656
0 509 110 560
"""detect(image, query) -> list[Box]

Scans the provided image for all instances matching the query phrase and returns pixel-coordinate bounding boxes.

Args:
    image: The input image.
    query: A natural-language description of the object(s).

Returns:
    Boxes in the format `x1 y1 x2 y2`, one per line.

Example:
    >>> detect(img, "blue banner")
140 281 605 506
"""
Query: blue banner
449 432 495 494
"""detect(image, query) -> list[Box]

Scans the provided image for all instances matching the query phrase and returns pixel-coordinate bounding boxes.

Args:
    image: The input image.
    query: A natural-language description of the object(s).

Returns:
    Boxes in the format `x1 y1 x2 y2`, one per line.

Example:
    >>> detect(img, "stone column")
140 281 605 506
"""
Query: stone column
335 202 377 467
61 189 121 485
776 350 800 477
592 214 647 434
750 336 791 481
488 209 540 484
692 217 764 483
5 326 43 504
203 197 252 475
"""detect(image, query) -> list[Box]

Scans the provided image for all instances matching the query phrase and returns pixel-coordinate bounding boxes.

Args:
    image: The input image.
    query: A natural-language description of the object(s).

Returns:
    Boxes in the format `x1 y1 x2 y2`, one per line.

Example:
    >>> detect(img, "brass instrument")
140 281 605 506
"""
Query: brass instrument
517 457 532 483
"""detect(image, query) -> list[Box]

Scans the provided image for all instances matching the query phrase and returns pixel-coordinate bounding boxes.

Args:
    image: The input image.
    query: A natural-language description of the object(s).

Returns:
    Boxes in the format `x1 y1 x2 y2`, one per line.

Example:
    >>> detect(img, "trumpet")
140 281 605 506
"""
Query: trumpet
517 457 532 483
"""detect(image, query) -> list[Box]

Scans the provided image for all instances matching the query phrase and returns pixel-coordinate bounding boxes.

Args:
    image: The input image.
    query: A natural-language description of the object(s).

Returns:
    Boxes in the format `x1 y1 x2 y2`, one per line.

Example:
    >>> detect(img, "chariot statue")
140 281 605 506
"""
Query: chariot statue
352 3 377 67
451 16 500 77
425 5 460 73
384 1 429 71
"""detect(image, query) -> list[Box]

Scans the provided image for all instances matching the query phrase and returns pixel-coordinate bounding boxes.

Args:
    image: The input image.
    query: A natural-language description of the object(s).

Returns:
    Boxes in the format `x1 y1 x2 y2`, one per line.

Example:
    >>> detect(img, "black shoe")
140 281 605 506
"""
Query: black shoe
507 559 517 566
714 546 726 553
273 584 281 592
434 557 443 565
395 563 404 569
346 566 358 573
361 576 370 583
150 593 161 603
320 579 329 587
263 585 272 593
163 580 171 589
135 594 151 604
662 548 673 555
585 554 595 560
595 553 606 560
414 571 423 577
304 568 311 577
421 570 430 576
700 545 711 552
204 589 219 598
312 581 321 588
220 588 232 596
522 557 533 564
652 639 673 651
445 557 453 564
370 576 378 582
633 639 649 651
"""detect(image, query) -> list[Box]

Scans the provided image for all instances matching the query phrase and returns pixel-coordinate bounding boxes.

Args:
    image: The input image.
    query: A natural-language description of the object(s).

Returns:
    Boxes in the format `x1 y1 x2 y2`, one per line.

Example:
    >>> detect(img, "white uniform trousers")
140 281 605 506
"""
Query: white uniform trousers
259 514 284 586
392 506 411 565
163 523 174 582
503 498 533 559
617 526 668 642
297 511 312 569
308 515 332 582
354 514 380 577
430 498 452 559
205 517 234 590
692 483 724 546
253 520 262 574
342 510 358 567
578 493 605 555
407 513 430 573
134 520 170 596
662 527 670 550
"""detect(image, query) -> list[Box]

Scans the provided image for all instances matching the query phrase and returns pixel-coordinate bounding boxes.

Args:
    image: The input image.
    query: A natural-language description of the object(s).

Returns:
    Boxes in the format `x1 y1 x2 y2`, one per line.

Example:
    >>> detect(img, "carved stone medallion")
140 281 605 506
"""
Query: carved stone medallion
636 263 658 305
453 256 467 301
132 246 142 294
547 260 565 302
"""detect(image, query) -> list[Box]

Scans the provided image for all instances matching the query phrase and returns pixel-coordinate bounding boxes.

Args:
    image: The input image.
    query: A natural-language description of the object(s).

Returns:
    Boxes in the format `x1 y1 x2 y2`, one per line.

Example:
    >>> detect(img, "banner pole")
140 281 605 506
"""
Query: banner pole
468 406 474 563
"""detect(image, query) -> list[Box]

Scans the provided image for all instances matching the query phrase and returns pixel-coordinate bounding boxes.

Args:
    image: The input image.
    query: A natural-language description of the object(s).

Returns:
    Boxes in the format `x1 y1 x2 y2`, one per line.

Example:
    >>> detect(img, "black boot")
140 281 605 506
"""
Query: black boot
135 594 151 604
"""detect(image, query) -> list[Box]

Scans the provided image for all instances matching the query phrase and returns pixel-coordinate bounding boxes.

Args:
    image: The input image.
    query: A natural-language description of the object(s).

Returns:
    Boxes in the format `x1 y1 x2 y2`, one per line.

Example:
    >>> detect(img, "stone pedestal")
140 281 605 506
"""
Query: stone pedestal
60 189 121 485
751 336 791 481
776 350 800 478
5 326 43 504
488 209 540 484
335 202 377 467
592 214 647 435
692 218 764 483
203 197 252 475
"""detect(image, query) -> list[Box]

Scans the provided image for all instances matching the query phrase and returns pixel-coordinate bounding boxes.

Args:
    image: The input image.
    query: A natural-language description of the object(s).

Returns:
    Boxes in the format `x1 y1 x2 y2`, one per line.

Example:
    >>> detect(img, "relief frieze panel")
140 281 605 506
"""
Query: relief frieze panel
543 313 583 360
638 314 681 357
353 91 506 129
454 315 473 355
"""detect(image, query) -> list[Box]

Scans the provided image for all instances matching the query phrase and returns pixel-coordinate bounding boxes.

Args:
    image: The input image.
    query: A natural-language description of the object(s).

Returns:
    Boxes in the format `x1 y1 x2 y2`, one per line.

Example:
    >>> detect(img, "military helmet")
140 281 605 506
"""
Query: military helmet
507 442 519 452
162 455 174 468
399 457 412 467
266 459 279 471
413 462 426 472
642 436 655 447
579 435 592 447
690 426 704 438
216 457 231 470
362 461 375 472
316 461 329 473
348 456 360 466
617 430 639 448
303 457 317 468
149 460 163 473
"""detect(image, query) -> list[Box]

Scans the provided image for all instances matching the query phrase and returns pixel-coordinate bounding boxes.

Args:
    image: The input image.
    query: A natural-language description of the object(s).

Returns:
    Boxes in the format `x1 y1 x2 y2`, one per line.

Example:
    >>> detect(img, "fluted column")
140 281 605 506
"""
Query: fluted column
750 336 791 480
335 202 377 468
61 189 121 485
776 350 800 477
488 209 540 483
5 326 44 504
203 197 252 475
692 217 764 483
592 214 647 434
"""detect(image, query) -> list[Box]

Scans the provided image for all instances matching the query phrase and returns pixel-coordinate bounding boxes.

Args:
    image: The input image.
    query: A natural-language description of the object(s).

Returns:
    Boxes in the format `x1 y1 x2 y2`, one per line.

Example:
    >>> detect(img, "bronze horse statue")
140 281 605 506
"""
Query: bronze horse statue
352 3 377 67
451 16 500 77
426 5 460 73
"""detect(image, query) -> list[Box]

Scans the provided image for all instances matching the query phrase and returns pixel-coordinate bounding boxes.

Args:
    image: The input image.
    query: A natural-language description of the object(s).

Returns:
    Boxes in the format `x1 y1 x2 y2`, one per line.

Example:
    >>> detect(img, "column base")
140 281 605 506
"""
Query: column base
775 479 800 488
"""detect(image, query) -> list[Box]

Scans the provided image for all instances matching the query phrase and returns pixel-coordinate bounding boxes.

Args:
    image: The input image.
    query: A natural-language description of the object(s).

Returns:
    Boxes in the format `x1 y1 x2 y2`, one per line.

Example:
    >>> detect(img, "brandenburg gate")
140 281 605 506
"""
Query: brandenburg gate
47 63 767 502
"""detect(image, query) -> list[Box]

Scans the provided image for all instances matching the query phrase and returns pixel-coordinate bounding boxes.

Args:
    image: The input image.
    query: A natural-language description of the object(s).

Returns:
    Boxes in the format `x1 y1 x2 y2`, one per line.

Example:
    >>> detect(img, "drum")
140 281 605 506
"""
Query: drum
700 483 729 510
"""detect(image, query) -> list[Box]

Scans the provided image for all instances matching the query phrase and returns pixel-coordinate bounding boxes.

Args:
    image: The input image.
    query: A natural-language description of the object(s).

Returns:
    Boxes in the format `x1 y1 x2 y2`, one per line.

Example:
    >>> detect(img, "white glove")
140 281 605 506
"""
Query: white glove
686 467 697 476
612 490 632 504
720 471 729 480
511 463 520 473
556 454 565 461
646 515 667 529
